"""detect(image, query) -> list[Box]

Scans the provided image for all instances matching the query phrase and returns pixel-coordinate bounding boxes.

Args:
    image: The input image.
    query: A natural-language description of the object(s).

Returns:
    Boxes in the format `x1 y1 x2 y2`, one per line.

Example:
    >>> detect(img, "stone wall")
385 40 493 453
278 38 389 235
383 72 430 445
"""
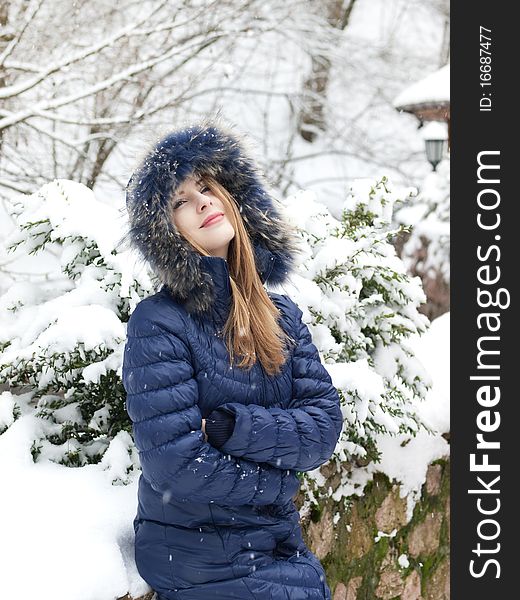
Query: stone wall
301 458 450 600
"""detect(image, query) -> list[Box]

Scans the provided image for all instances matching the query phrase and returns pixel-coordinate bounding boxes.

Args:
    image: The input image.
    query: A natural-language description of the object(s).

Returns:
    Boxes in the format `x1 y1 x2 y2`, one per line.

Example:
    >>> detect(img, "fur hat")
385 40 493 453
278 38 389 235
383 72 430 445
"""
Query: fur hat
125 117 300 316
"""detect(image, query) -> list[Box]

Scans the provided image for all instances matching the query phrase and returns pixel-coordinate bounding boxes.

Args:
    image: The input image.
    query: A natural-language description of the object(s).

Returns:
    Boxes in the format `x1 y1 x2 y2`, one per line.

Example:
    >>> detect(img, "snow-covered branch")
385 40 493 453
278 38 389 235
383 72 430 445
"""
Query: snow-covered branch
0 1 171 101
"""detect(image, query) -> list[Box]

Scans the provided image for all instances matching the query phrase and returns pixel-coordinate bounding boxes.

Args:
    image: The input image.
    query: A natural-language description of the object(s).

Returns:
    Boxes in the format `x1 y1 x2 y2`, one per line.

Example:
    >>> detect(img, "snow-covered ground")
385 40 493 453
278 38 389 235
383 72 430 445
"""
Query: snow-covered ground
0 312 449 600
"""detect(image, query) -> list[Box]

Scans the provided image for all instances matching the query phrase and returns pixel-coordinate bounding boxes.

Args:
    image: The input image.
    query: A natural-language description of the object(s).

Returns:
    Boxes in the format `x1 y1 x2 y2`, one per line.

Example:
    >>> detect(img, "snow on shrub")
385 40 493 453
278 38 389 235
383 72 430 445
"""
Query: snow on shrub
281 176 434 472
0 180 152 479
0 176 433 491
397 159 450 284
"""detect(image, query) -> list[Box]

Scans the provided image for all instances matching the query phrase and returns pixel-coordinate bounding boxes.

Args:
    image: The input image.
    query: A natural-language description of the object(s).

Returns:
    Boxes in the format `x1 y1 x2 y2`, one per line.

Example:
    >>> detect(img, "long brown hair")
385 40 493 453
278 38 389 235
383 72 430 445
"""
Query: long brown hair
172 175 296 377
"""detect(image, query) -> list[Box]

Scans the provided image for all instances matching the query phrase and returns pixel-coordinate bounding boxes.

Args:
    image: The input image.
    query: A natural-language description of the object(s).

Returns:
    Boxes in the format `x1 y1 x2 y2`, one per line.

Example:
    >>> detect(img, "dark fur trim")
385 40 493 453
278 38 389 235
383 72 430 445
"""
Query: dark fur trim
124 116 300 315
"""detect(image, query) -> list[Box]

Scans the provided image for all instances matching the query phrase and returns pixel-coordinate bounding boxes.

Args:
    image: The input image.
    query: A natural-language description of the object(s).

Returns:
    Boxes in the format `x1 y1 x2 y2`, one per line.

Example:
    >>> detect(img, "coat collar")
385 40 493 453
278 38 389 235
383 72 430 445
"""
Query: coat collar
198 255 232 328
161 254 231 328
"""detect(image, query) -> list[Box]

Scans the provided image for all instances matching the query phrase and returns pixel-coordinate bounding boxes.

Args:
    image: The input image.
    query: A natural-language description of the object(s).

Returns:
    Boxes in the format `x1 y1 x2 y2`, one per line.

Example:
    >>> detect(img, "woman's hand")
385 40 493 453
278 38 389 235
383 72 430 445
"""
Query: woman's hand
201 418 208 442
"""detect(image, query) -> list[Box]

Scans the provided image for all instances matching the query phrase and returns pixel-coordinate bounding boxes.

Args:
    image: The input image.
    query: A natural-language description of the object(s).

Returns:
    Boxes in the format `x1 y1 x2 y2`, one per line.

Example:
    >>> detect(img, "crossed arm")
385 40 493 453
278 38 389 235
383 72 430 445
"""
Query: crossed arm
205 296 343 472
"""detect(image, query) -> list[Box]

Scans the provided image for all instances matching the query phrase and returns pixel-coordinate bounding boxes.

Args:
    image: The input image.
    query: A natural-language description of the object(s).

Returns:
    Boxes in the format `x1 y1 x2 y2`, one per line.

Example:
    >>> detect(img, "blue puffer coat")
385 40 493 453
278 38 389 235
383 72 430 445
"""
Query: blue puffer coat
122 120 344 600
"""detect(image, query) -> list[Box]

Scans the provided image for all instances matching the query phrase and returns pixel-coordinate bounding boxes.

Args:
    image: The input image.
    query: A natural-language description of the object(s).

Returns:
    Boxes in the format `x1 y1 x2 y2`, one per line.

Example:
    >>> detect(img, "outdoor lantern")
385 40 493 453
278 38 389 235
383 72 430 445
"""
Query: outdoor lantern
393 64 451 170
421 121 448 171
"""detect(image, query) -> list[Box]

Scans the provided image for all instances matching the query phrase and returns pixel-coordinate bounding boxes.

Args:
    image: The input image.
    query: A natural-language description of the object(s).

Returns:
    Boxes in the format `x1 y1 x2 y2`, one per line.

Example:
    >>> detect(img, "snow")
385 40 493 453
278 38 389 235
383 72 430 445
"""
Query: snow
398 554 410 569
393 63 450 109
420 121 448 141
330 312 450 522
396 159 450 283
374 529 397 542
328 359 387 424
394 203 428 227
2 303 124 364
0 415 146 600
407 312 450 435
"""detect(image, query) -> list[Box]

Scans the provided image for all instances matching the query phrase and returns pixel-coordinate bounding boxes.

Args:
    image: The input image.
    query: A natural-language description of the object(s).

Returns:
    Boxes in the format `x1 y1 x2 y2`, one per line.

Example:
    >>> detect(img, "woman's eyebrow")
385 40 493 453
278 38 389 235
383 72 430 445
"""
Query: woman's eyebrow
174 180 204 199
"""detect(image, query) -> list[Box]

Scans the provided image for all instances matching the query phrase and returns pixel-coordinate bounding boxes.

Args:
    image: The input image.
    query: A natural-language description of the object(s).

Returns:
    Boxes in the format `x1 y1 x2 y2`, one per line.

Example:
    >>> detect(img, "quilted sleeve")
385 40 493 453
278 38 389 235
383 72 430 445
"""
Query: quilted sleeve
122 300 300 506
213 297 343 471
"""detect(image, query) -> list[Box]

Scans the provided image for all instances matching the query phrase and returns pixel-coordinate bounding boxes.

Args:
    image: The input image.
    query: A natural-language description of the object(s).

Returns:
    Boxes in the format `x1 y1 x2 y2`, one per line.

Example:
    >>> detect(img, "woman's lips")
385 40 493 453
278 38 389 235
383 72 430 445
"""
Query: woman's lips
202 213 224 228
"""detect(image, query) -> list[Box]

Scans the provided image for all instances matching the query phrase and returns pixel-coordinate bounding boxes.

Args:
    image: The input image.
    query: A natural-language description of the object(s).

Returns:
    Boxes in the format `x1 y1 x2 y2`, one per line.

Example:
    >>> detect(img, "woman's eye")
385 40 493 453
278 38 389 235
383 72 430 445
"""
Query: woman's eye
173 186 209 209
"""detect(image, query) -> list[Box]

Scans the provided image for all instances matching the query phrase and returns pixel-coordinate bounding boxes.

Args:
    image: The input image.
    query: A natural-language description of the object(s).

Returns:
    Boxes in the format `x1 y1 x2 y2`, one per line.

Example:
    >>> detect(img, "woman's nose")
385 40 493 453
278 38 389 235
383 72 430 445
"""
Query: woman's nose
196 193 212 210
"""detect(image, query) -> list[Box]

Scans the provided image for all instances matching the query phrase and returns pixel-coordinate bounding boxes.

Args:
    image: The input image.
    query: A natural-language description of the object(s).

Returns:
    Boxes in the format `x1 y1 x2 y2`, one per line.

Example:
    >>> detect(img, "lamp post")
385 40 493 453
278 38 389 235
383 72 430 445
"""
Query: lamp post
421 121 448 171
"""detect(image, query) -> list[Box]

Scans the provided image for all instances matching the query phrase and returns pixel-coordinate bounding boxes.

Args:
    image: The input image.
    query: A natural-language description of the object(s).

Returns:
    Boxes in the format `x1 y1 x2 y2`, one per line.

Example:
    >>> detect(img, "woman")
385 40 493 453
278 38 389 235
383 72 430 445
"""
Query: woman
122 118 343 600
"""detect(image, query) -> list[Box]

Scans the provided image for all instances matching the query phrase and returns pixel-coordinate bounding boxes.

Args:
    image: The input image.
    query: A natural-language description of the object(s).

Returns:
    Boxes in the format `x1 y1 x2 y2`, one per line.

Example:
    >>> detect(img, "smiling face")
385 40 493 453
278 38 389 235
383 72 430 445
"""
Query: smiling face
170 175 236 260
